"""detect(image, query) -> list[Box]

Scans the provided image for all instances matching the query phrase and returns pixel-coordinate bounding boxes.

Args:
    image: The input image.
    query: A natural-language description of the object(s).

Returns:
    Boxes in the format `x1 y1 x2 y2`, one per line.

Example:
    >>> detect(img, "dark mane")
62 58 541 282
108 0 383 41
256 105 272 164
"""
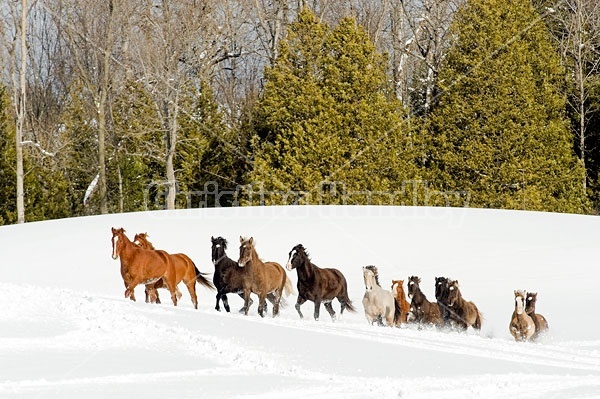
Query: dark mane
292 244 309 259
365 265 380 286
216 236 228 250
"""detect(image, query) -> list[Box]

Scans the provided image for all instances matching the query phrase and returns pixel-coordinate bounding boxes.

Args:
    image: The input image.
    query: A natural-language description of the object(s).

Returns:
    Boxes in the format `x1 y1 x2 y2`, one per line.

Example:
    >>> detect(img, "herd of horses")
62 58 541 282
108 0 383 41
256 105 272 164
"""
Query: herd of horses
110 227 548 341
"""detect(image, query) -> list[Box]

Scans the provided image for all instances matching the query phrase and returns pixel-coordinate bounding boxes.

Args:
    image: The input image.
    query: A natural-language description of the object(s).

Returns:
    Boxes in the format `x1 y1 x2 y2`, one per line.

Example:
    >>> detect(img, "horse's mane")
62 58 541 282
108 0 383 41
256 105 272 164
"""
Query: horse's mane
215 236 228 250
364 265 380 286
293 244 309 259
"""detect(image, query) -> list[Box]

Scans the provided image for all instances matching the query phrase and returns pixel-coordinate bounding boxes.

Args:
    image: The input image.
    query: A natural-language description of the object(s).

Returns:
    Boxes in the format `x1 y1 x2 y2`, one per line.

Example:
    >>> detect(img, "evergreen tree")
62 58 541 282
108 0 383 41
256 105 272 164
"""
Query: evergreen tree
249 9 417 205
426 0 587 213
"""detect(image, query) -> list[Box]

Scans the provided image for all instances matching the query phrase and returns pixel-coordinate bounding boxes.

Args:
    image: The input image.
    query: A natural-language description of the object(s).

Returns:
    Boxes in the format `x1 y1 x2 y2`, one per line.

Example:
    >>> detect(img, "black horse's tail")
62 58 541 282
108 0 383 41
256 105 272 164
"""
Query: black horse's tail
194 263 216 290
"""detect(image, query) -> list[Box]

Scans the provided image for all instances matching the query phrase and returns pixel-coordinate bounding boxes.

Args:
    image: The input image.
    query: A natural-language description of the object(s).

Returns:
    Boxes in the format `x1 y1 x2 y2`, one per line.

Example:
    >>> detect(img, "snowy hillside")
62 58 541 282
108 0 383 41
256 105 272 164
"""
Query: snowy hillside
1 206 599 398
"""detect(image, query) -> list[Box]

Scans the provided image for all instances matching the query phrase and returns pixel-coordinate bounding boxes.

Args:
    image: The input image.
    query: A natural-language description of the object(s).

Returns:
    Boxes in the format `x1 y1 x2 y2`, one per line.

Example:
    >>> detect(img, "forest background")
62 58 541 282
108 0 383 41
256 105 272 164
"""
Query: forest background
1 0 599 224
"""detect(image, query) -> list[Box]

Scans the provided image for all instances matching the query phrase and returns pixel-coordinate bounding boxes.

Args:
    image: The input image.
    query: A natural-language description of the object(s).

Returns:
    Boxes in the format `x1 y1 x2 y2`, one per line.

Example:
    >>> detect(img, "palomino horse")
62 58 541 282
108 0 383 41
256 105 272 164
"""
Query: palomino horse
111 227 178 305
134 233 215 309
286 244 355 321
391 279 410 325
211 236 279 313
446 280 482 330
510 290 535 341
525 292 549 340
237 237 294 317
407 276 444 327
362 266 399 327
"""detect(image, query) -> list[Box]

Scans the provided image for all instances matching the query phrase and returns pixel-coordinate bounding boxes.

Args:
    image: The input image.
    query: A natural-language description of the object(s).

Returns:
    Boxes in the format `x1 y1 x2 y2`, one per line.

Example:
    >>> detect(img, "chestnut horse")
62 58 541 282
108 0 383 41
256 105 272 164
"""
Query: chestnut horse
133 233 215 309
525 292 549 340
407 276 444 327
133 233 181 303
110 227 178 305
238 237 294 317
510 290 535 342
286 244 355 321
446 280 482 331
391 279 410 325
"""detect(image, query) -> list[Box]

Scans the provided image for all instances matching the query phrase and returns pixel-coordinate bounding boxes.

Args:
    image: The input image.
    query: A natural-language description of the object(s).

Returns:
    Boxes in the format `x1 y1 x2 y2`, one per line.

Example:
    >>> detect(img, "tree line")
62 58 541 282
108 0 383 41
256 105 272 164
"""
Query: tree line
1 0 599 224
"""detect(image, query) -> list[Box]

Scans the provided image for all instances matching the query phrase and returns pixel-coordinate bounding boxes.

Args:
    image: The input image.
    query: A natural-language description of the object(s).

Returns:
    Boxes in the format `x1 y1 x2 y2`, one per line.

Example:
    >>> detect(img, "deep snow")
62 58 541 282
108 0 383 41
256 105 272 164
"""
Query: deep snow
1 206 599 398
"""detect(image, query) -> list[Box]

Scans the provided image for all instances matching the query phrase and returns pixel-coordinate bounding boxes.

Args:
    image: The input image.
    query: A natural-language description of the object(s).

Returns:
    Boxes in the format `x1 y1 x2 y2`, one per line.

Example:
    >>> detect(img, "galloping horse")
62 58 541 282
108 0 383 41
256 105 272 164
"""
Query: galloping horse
362 266 399 327
446 280 482 330
237 237 294 317
133 233 181 303
435 276 451 326
133 233 215 309
211 236 278 313
407 276 444 327
391 279 410 325
510 290 535 342
525 292 548 340
286 244 355 321
111 228 178 305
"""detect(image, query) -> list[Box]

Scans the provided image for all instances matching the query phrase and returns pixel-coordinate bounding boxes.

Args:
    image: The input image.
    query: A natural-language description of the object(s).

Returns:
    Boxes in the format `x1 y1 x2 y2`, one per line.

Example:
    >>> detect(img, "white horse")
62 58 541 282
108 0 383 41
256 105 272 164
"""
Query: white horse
362 266 398 327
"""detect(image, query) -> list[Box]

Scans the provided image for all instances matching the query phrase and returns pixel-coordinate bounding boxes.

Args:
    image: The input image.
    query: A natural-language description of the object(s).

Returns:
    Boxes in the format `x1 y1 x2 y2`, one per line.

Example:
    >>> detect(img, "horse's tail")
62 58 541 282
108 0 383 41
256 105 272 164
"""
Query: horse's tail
283 275 295 297
194 263 216 291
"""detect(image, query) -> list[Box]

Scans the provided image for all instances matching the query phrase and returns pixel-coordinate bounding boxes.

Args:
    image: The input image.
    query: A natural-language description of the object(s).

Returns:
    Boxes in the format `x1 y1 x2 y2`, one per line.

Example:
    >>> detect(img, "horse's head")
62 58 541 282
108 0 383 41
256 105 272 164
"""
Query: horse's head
435 277 449 302
286 244 307 271
514 289 527 315
363 265 379 291
391 280 404 297
238 236 254 267
211 236 228 264
407 276 421 299
447 280 461 307
134 232 154 250
111 227 126 260
525 292 538 315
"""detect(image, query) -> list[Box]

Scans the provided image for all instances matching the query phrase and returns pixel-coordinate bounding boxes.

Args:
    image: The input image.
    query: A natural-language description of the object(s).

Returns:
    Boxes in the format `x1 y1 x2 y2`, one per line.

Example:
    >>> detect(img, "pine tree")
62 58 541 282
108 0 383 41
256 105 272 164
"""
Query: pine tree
426 0 587 213
249 9 417 205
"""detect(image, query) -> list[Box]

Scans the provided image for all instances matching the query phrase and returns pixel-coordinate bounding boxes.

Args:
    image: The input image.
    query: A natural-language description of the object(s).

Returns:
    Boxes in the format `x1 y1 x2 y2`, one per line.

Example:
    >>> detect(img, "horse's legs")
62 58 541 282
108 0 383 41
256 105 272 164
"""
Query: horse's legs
295 296 307 319
324 302 336 321
313 299 322 321
185 280 198 310
221 294 231 312
239 293 253 313
258 293 268 318
271 290 282 317
242 289 252 316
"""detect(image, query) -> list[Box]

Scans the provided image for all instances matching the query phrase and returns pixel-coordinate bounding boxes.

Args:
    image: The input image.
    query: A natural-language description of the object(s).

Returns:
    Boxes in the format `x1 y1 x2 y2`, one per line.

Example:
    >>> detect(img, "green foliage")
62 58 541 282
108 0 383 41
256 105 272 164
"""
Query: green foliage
0 85 16 224
248 9 418 205
426 0 587 213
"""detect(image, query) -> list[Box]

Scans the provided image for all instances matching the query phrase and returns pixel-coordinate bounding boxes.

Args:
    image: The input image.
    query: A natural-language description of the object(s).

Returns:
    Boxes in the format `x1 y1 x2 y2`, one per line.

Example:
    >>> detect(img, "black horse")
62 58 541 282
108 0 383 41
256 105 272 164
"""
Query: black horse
435 276 451 325
286 244 355 321
407 276 444 327
211 236 276 313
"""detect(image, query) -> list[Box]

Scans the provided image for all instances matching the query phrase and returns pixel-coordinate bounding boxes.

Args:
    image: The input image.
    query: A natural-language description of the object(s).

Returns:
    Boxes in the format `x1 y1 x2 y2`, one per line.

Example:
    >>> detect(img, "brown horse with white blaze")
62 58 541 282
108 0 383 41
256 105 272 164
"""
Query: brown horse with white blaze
237 236 294 317
134 233 215 309
111 227 179 305
391 279 410 325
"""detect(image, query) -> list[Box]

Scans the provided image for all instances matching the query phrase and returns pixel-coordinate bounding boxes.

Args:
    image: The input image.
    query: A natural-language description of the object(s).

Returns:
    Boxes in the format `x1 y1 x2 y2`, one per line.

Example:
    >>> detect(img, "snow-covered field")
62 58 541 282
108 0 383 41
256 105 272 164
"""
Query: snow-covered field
1 205 599 398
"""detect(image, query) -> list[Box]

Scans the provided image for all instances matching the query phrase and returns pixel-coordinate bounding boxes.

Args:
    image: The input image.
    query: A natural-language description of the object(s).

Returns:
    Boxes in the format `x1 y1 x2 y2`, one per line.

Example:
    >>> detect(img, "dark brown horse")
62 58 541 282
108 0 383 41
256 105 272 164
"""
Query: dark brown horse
238 237 294 317
446 280 482 331
435 276 452 326
391 279 410 325
407 276 444 327
133 233 215 309
286 244 355 321
525 292 549 340
110 227 178 305
211 236 279 313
